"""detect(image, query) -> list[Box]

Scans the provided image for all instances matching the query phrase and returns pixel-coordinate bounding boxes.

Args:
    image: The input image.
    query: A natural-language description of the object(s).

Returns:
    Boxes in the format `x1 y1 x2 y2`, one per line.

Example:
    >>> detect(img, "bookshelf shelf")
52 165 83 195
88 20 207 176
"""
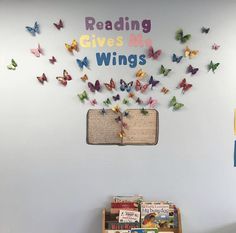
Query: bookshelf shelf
102 208 182 233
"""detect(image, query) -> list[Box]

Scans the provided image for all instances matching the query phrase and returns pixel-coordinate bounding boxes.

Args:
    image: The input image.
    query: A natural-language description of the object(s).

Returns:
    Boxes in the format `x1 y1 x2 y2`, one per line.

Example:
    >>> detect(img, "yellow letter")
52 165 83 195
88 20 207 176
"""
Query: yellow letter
79 35 91 48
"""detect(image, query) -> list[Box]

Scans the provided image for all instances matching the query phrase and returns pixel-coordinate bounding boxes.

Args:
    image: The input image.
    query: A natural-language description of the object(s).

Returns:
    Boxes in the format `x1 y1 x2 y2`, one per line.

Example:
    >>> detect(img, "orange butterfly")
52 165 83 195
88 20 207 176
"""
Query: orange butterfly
136 69 147 79
184 46 199 59
104 78 116 91
161 87 169 94
65 39 78 53
81 74 88 82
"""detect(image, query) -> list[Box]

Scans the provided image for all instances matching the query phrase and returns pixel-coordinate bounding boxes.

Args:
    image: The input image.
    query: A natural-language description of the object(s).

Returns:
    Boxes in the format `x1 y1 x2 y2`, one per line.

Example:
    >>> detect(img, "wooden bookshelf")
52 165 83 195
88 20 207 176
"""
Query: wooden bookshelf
102 208 182 233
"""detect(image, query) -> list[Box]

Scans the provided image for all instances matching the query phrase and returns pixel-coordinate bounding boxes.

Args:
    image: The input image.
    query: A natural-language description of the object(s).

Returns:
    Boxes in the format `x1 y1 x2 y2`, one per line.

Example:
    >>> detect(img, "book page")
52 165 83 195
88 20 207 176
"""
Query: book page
87 109 122 144
122 109 158 145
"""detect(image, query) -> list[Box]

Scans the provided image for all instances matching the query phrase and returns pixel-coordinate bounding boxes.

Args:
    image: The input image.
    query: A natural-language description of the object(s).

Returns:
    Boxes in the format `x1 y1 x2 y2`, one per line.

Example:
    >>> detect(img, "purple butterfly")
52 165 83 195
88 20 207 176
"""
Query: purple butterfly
136 97 143 105
148 76 160 89
88 80 101 92
113 94 120 101
187 65 199 75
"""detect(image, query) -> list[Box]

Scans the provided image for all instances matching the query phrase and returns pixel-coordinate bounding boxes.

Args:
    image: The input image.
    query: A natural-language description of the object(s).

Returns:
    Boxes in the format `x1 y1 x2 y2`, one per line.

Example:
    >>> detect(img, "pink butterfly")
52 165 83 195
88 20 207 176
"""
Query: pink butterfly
146 97 157 108
212 43 220 50
49 56 57 64
53 19 64 30
31 44 43 57
90 99 97 106
148 46 162 60
37 73 47 84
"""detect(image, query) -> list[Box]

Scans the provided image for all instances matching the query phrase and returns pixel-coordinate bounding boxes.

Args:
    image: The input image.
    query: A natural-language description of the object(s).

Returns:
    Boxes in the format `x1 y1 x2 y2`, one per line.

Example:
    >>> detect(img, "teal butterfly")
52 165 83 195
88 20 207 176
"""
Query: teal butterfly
175 29 191 43
169 96 184 111
26 21 40 36
7 59 17 70
208 61 220 73
103 98 111 106
78 90 88 102
160 65 171 76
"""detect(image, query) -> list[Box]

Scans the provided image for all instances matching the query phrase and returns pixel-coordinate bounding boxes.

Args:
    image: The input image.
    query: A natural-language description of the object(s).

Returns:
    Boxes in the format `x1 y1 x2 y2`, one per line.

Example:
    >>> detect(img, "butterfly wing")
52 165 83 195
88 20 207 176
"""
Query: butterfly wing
31 48 40 57
34 21 40 34
181 34 191 43
11 59 17 68
104 78 115 91
153 50 162 60
26 26 35 36
126 81 133 92
120 79 126 91
148 46 154 58
56 77 67 86
82 57 89 68
71 39 78 51
88 82 96 92
113 94 120 101
184 46 191 57
81 74 88 82
189 50 199 59
175 29 183 41
95 80 101 91
135 80 141 91
173 103 184 110
169 96 177 107
63 70 72 80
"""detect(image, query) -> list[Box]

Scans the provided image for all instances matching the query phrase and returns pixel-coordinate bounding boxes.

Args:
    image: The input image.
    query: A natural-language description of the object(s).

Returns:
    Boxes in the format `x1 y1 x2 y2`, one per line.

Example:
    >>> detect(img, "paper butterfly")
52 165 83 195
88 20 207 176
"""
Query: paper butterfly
136 97 143 105
208 61 220 73
104 78 115 91
56 69 72 86
81 74 88 82
212 43 220 50
26 21 40 36
177 78 192 94
148 46 162 60
175 29 191 43
120 79 133 92
112 105 121 113
90 99 97 106
31 44 43 57
161 87 169 94
136 69 147 79
113 94 120 101
54 19 64 30
169 96 184 111
100 108 106 115
76 57 89 70
140 108 148 115
159 65 171 76
123 111 129 117
122 98 130 105
88 80 101 92
49 56 56 64
184 46 199 59
128 92 135 98
78 90 88 102
7 59 17 70
148 76 159 89
103 98 111 106
65 39 78 53
201 27 210 34
146 97 157 108
37 73 47 84
118 130 126 138
135 80 149 93
172 53 183 63
187 65 199 75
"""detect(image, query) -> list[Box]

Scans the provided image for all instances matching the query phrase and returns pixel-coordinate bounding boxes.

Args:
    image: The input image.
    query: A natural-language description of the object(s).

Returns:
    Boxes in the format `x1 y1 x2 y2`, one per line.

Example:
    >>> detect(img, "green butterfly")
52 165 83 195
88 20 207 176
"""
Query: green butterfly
7 59 17 70
140 108 148 115
169 96 184 111
122 98 130 105
77 90 88 102
160 65 171 76
103 98 111 106
175 29 191 43
208 60 220 73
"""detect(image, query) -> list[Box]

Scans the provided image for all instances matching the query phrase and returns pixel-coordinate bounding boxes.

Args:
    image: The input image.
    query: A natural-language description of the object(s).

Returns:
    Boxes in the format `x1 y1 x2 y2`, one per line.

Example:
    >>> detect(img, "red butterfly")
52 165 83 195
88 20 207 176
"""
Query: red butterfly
54 19 64 30
49 56 57 64
37 73 47 84
104 78 115 91
135 80 149 93
177 78 192 94
148 46 162 60
56 70 72 86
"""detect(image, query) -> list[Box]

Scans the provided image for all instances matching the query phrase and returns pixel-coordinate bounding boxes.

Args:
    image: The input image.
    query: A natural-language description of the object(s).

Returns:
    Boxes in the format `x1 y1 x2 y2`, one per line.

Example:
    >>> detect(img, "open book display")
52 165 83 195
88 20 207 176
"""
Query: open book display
87 109 159 145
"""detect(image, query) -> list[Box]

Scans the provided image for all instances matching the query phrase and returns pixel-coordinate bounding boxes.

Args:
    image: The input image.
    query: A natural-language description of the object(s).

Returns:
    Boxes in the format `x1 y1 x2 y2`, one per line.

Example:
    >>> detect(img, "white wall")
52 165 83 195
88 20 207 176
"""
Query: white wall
0 0 236 233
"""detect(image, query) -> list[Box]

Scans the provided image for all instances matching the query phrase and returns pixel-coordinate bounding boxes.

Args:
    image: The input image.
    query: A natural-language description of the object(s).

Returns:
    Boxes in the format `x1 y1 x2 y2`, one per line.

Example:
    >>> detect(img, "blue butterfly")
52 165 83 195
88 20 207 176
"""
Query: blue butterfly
120 79 133 92
76 57 89 70
172 53 183 63
26 21 40 36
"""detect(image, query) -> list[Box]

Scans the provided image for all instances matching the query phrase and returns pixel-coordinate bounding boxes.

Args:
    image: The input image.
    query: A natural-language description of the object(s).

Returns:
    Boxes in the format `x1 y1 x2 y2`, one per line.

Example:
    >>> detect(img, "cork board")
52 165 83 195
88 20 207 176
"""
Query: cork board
87 109 158 145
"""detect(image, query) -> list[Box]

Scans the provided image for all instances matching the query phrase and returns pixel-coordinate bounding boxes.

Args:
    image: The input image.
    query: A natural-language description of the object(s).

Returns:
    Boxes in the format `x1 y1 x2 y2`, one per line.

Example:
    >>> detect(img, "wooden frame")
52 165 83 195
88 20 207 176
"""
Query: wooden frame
102 208 182 233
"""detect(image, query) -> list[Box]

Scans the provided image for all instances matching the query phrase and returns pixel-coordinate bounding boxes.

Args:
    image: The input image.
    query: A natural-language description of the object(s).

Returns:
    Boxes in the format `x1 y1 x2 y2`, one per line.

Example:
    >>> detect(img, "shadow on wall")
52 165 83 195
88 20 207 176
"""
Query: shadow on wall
208 223 236 233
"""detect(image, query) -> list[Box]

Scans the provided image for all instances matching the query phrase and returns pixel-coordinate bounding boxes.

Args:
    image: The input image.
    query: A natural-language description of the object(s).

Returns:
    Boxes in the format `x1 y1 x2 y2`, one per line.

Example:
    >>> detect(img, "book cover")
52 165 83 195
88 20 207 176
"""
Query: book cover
111 208 138 214
130 228 158 233
113 195 143 203
119 210 140 223
106 231 131 233
111 202 139 209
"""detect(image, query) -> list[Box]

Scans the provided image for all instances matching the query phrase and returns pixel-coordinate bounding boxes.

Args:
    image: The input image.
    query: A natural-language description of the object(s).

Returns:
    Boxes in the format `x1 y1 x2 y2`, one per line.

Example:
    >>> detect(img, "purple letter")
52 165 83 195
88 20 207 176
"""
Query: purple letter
85 17 95 30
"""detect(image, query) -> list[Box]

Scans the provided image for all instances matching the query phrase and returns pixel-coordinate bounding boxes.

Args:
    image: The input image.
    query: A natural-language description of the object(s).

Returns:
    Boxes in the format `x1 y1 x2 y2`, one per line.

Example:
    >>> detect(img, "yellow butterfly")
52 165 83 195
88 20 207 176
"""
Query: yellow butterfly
112 105 121 113
80 74 88 82
135 69 147 79
184 46 199 58
65 39 78 53
118 130 126 138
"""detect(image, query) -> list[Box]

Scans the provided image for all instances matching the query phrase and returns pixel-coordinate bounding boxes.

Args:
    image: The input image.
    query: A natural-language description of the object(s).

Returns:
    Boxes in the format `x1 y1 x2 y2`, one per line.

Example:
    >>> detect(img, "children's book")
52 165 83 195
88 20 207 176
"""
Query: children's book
119 210 140 223
106 231 131 233
87 109 158 145
131 228 158 233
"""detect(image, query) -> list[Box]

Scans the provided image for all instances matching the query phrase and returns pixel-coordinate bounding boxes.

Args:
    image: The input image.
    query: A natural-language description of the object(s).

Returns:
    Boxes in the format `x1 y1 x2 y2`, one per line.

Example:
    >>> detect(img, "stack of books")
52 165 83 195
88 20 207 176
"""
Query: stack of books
105 195 178 233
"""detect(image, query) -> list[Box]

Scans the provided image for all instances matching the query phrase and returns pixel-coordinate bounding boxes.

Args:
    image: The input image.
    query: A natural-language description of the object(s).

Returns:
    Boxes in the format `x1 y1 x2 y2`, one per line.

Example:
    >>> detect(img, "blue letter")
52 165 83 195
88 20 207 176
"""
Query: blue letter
96 52 111 66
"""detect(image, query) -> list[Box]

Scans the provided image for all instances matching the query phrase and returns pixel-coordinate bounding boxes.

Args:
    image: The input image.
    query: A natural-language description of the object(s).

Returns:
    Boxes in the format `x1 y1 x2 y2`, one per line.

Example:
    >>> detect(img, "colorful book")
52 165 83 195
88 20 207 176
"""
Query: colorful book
113 195 143 203
107 222 140 230
111 208 138 214
106 231 131 233
119 210 140 223
112 202 139 209
131 228 158 233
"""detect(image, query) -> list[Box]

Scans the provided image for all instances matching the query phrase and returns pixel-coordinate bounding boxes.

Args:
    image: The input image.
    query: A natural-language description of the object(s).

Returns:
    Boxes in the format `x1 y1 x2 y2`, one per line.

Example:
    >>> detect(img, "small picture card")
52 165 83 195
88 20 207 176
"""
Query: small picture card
119 210 140 223
131 228 158 233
